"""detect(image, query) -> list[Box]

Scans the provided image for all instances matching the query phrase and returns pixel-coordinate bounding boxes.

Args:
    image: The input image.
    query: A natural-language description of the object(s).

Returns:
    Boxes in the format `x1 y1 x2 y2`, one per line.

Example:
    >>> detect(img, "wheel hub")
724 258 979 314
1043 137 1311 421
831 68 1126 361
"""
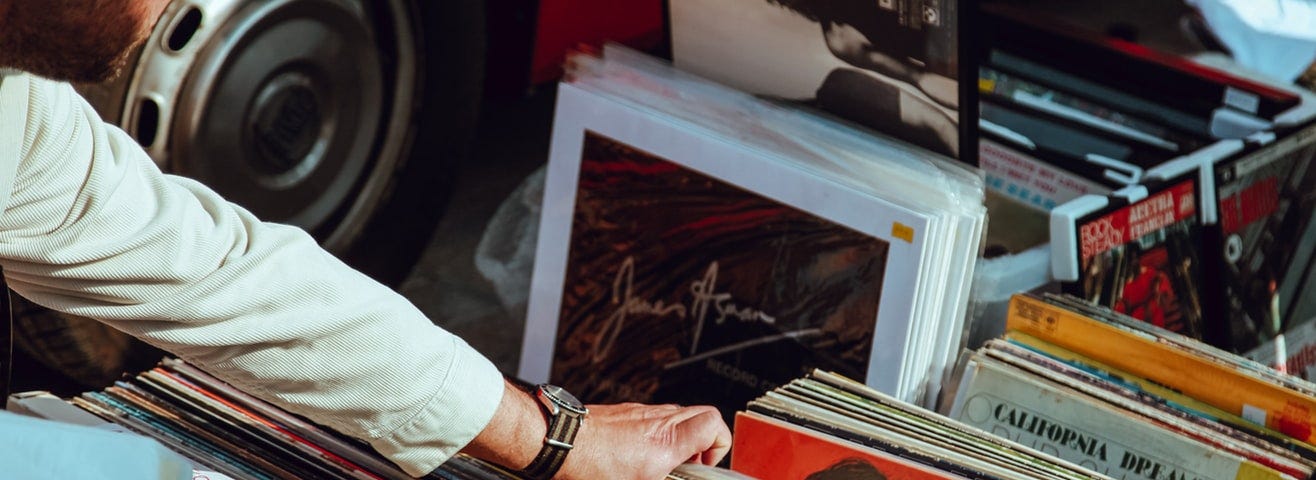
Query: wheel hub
248 71 324 185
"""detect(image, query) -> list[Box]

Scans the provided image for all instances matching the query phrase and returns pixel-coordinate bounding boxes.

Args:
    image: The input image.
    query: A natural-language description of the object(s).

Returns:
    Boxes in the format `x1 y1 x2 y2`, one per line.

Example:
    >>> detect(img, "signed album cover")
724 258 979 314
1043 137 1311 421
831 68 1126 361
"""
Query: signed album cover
549 130 889 412
521 81 933 415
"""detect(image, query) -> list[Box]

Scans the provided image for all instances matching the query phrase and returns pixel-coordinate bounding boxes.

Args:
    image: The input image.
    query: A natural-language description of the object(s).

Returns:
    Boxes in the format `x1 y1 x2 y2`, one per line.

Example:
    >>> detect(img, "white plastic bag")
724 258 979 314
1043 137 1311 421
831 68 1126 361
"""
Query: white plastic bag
474 166 545 317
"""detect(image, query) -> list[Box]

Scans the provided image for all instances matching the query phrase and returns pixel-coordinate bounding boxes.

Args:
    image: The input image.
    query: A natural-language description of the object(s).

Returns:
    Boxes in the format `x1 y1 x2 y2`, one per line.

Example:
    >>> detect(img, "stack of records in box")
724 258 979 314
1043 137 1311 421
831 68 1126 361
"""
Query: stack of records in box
968 2 1316 367
518 44 986 420
6 358 516 480
730 369 1109 480
947 293 1316 480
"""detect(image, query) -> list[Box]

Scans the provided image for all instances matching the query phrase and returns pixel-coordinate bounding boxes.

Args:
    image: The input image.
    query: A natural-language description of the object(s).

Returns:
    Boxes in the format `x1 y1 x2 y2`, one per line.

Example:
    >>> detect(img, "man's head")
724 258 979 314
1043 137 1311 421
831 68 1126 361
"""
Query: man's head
0 0 171 83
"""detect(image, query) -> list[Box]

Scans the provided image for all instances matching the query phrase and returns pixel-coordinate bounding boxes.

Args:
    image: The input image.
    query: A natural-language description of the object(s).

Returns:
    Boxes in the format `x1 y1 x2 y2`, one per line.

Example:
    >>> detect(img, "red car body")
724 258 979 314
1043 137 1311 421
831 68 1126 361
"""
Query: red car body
485 0 665 96
530 0 665 83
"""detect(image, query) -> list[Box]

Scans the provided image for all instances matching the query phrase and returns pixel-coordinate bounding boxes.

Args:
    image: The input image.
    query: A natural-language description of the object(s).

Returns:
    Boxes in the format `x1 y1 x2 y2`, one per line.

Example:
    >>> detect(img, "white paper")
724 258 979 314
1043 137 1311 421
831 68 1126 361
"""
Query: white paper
1188 0 1316 82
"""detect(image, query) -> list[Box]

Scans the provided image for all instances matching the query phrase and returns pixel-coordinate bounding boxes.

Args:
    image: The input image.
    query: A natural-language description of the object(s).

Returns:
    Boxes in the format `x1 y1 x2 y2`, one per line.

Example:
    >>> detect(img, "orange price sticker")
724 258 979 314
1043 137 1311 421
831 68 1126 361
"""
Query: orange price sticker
892 223 915 244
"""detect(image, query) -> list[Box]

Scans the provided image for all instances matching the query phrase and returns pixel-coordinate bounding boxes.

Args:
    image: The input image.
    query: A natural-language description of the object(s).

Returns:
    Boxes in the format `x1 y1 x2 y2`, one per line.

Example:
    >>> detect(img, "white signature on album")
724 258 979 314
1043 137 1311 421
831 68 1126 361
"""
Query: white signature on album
591 256 778 363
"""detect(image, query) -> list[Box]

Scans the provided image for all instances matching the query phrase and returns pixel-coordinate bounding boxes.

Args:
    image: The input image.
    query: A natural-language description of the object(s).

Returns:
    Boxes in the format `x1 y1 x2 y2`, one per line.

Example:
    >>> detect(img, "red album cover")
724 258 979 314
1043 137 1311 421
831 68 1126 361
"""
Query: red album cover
731 413 962 480
1074 180 1206 338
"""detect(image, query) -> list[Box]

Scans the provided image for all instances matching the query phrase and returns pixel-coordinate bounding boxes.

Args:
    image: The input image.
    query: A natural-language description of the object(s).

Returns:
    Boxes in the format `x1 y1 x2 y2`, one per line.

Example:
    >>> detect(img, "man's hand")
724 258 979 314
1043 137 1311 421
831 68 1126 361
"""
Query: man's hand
461 380 731 480
558 403 731 479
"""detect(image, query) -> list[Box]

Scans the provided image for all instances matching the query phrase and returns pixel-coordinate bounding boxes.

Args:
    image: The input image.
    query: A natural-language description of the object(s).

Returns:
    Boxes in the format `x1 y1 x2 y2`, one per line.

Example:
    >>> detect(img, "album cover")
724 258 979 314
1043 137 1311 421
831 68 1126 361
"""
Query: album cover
1209 123 1316 354
732 412 964 480
1053 180 1208 339
670 0 972 161
519 81 939 417
549 129 890 413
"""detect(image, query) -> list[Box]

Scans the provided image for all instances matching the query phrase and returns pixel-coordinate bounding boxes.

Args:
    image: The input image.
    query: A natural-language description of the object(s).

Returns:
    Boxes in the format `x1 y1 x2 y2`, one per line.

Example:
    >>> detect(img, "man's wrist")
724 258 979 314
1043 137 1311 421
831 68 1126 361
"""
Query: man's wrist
458 379 548 472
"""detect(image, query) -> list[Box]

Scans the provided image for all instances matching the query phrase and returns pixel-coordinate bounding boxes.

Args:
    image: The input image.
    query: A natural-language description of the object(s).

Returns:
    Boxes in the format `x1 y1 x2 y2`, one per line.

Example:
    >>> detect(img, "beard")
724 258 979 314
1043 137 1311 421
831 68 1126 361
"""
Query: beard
1 0 159 83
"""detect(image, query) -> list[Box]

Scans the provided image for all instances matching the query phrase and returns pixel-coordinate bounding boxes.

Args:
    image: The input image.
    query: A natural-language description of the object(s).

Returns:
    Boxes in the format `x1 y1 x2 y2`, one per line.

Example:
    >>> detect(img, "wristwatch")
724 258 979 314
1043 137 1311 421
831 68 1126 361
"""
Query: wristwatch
520 384 588 480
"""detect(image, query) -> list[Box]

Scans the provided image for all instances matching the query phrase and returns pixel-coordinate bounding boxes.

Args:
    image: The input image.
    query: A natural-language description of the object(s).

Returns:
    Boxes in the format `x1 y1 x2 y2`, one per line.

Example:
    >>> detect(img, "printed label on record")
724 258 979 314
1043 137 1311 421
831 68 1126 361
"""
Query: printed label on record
1077 180 1206 338
979 138 1107 211
550 131 889 418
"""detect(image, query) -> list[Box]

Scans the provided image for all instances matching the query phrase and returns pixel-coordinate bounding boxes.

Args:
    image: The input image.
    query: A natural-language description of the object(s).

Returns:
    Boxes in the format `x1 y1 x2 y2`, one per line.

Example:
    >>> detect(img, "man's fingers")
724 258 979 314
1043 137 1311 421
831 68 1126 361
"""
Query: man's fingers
701 424 732 466
672 407 732 466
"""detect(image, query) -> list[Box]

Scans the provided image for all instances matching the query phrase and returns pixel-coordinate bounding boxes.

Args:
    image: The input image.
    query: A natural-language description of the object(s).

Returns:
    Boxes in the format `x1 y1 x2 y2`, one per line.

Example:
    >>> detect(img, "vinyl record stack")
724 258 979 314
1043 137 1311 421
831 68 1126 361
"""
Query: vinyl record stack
7 358 518 480
946 293 1316 480
730 369 1109 480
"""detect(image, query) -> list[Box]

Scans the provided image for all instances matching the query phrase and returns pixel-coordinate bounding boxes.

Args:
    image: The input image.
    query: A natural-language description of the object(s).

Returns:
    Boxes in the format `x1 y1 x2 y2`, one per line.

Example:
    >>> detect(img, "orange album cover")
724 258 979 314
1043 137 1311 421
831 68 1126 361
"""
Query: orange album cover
731 412 964 480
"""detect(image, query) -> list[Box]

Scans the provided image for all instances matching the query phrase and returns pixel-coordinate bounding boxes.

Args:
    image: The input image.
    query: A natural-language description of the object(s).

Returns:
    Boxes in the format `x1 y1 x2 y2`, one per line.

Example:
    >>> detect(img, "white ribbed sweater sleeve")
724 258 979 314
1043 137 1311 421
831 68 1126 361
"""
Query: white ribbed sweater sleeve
0 73 505 477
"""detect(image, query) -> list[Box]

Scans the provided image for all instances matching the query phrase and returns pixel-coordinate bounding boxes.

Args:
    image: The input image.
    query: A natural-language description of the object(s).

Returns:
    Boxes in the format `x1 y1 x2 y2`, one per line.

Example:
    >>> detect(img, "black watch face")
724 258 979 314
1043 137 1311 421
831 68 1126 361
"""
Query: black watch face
542 384 588 415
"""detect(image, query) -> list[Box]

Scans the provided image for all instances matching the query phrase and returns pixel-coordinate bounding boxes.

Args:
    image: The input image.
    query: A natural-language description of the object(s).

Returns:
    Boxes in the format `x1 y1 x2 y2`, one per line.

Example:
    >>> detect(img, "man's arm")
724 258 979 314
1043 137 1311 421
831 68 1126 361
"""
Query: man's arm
0 72 504 476
0 72 730 478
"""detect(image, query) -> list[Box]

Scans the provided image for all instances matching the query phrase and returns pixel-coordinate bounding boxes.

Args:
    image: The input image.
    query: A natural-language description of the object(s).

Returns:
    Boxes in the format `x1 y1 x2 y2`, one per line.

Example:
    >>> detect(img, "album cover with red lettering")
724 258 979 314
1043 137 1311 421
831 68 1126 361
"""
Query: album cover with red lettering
1210 124 1316 358
1050 178 1208 340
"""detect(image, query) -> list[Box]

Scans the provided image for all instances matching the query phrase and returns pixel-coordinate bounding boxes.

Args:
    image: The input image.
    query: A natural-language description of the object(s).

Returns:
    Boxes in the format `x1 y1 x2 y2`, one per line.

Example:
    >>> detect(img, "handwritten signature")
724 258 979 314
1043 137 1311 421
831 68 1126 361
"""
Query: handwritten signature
591 256 777 363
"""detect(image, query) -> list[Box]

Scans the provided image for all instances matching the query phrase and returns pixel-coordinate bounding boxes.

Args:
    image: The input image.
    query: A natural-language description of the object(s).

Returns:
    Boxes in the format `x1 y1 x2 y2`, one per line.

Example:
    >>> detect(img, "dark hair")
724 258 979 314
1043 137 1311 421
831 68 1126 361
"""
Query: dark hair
804 458 888 480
